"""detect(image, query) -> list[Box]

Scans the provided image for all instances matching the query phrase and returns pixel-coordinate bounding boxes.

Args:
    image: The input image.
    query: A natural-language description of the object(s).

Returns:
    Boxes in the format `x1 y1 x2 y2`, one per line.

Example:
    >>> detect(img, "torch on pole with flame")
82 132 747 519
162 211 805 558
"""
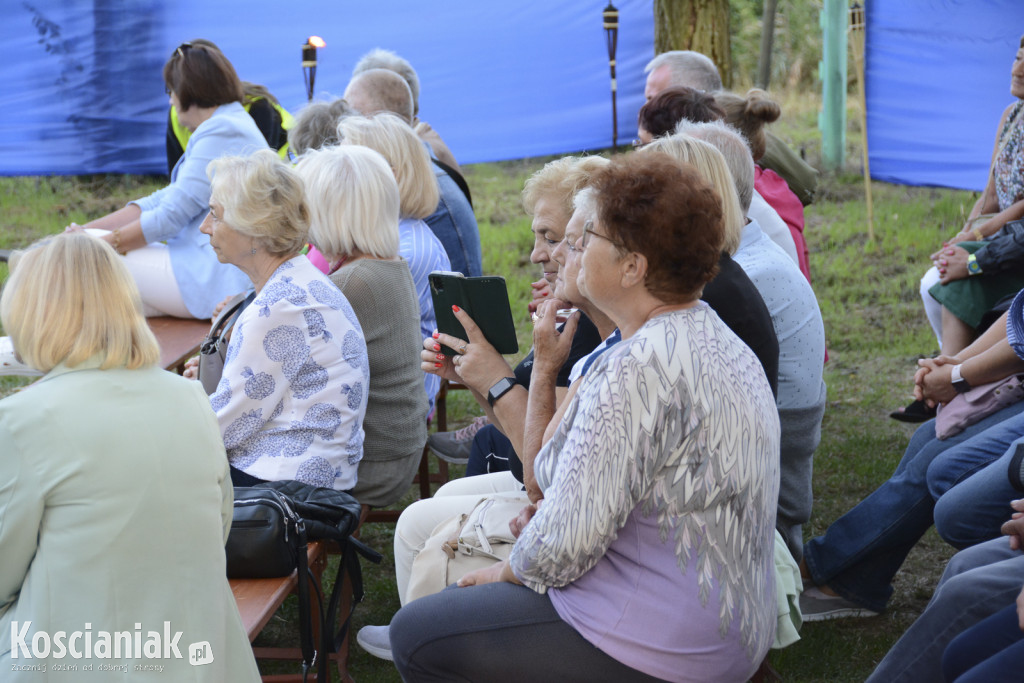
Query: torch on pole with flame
302 36 326 102
603 3 619 148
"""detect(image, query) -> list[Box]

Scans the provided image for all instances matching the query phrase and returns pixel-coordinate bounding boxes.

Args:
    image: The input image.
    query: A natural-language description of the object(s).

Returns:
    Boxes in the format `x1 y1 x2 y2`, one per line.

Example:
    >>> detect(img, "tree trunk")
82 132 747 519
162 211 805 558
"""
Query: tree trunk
653 0 731 89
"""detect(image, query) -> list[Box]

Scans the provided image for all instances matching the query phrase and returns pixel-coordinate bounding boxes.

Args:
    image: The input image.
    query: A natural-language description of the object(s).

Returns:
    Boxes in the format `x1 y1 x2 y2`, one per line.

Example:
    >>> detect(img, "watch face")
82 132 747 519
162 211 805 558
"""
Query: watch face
488 377 516 406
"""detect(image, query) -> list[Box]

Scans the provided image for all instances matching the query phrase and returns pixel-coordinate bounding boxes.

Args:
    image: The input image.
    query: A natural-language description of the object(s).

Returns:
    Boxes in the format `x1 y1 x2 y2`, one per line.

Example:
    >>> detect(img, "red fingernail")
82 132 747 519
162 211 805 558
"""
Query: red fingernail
452 304 461 312
435 362 443 368
434 343 440 351
436 353 444 360
432 331 439 339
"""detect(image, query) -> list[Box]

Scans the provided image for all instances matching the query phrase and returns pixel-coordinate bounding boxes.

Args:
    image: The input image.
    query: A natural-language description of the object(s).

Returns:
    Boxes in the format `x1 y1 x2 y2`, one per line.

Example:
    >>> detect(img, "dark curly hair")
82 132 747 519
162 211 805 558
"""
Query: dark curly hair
593 152 722 302
637 86 724 140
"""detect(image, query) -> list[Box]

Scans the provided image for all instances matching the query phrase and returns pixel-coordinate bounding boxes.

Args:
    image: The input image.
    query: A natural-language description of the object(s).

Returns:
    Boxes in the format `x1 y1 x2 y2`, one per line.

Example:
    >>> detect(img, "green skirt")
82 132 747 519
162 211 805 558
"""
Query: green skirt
929 241 1024 330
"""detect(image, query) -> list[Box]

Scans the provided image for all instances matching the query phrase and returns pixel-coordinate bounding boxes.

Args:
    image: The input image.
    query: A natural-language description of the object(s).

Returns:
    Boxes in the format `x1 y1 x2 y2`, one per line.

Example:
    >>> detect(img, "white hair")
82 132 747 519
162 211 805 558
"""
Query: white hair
644 51 722 92
674 119 755 213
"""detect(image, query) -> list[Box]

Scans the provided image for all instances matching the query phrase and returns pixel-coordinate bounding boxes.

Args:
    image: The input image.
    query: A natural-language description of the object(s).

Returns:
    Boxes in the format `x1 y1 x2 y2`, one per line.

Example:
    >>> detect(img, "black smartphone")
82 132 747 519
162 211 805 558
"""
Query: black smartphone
429 271 519 356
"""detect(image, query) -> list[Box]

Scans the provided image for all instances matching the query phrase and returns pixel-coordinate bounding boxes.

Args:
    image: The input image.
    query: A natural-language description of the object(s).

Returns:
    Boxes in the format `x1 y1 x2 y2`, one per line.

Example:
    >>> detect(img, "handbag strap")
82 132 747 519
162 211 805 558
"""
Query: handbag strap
204 291 253 348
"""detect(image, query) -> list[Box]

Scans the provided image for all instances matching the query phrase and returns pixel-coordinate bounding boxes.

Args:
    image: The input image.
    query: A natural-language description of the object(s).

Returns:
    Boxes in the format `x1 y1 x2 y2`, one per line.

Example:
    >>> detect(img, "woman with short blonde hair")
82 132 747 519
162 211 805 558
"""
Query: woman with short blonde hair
0 232 260 681
337 112 439 219
201 151 369 491
2 234 160 372
298 145 400 261
208 149 310 256
335 113 450 405
642 134 744 255
297 144 428 508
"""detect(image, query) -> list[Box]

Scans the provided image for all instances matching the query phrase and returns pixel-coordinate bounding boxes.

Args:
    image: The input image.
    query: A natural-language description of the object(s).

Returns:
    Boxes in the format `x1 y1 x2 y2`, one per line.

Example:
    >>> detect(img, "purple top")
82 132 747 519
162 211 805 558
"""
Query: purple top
510 306 780 682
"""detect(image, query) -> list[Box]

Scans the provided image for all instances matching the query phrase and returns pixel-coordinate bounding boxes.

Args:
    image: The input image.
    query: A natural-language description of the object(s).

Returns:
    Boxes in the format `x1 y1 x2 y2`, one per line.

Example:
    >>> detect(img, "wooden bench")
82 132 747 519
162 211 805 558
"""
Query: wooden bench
230 541 355 683
147 316 209 374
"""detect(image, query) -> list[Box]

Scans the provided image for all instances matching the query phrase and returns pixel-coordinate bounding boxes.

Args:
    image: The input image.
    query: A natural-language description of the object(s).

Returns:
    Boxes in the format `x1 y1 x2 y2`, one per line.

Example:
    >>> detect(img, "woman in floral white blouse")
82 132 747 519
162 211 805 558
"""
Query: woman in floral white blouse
202 149 369 491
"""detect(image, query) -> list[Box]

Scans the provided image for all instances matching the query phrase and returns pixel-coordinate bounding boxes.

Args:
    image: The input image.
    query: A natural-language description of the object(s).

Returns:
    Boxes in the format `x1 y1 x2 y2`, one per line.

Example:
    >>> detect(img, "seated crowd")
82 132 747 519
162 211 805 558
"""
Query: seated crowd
4 39 1022 683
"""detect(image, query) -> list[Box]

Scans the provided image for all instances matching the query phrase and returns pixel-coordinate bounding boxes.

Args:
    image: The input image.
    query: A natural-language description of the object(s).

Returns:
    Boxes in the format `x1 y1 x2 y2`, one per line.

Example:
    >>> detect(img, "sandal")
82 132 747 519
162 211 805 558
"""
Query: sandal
889 399 936 423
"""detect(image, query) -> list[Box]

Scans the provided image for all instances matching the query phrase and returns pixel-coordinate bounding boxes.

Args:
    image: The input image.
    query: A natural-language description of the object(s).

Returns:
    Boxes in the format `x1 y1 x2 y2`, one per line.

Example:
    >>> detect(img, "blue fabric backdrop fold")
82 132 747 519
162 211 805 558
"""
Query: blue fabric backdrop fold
866 1 1024 190
1 1 653 175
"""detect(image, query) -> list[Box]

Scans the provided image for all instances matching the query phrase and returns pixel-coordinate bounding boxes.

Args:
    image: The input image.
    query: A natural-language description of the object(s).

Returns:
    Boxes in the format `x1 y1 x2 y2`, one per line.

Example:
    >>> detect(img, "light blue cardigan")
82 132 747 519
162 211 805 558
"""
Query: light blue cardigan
132 102 265 318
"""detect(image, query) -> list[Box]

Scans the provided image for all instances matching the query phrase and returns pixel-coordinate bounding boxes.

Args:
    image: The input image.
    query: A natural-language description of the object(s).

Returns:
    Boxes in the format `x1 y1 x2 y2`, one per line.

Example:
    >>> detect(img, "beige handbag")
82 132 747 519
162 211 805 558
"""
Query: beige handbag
405 493 529 602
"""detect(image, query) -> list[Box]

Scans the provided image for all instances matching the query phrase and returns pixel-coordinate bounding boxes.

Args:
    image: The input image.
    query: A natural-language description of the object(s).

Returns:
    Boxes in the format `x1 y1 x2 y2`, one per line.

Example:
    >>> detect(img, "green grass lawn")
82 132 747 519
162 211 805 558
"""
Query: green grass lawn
0 91 984 681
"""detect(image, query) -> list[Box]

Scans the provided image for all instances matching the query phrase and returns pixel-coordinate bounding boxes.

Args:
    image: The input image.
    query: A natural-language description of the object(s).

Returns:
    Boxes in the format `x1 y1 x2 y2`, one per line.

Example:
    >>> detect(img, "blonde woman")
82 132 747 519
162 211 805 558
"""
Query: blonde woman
0 233 257 681
201 149 369 491
297 144 428 507
337 113 451 406
646 126 827 562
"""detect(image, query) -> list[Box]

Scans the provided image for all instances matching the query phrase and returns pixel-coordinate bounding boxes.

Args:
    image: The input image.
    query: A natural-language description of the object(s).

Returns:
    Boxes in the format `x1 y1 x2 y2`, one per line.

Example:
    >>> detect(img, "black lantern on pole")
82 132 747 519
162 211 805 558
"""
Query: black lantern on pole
302 36 326 102
603 2 619 148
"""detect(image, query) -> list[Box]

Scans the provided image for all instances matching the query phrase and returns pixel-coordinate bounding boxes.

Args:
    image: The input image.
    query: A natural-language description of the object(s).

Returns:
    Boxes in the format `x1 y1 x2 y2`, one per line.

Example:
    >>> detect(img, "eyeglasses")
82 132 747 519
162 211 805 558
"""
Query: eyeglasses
581 221 625 250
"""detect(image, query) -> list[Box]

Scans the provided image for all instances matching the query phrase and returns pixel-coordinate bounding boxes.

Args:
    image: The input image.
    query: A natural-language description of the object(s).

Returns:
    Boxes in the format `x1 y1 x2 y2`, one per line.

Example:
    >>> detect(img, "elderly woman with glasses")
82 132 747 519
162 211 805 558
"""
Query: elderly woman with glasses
390 152 781 683
0 233 258 680
66 41 266 320
200 150 369 491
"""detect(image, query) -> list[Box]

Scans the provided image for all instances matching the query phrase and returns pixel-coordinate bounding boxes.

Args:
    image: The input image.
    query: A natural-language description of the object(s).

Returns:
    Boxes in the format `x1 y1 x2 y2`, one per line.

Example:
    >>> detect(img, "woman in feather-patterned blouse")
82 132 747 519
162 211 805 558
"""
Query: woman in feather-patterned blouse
390 152 781 683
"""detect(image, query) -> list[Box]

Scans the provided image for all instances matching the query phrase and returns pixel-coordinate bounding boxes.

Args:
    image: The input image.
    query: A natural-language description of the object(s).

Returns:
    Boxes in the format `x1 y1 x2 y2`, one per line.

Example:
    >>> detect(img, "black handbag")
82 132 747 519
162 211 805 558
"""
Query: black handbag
226 480 381 683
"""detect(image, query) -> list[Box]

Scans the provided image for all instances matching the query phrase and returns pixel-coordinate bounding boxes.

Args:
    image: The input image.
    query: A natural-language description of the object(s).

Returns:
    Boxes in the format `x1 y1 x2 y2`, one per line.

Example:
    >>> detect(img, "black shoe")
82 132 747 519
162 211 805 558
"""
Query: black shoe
889 399 936 423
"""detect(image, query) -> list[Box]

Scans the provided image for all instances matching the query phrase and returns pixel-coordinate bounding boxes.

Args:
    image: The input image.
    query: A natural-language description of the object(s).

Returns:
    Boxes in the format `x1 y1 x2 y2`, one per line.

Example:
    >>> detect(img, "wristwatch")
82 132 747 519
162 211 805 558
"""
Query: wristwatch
966 253 983 276
487 377 518 407
951 364 972 393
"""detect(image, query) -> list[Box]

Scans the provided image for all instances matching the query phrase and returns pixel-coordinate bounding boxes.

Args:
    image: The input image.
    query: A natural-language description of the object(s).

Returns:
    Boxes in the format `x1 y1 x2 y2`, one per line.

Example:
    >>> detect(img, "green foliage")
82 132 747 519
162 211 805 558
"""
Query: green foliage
730 0 825 89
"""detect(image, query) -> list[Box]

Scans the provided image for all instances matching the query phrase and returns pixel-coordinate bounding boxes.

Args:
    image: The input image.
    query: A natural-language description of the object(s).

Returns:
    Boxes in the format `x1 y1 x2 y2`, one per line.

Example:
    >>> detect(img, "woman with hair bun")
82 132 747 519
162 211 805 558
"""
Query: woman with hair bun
716 88 811 282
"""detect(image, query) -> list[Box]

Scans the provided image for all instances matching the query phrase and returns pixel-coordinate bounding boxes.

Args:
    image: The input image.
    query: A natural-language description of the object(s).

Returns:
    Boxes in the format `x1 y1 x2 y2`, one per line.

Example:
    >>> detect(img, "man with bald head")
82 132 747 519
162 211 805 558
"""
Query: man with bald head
343 63 482 277
344 68 415 124
644 50 818 205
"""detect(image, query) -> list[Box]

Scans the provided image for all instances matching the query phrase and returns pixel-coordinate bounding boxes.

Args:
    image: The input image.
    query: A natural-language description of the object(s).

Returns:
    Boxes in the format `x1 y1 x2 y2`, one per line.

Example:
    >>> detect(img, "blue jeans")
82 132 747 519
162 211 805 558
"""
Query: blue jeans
943 603 1024 683
867 538 1024 682
803 400 1024 612
466 423 523 482
425 169 482 277
931 434 1024 548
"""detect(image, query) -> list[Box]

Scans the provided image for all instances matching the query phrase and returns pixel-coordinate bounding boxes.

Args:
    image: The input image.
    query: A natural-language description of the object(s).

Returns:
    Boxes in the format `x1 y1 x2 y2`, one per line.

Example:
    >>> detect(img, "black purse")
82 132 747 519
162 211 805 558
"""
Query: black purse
226 480 381 682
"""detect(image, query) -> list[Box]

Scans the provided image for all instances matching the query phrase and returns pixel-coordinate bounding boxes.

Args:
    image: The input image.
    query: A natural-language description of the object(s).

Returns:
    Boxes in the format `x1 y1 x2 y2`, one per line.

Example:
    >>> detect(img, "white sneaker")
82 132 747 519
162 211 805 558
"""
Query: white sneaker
356 624 393 661
0 337 41 377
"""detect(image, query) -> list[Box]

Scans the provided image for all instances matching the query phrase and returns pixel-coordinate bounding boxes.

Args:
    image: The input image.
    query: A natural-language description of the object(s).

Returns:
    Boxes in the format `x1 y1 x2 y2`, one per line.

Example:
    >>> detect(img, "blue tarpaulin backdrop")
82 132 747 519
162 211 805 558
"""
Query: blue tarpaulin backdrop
3 1 1023 191
1 1 652 175
866 1 1024 191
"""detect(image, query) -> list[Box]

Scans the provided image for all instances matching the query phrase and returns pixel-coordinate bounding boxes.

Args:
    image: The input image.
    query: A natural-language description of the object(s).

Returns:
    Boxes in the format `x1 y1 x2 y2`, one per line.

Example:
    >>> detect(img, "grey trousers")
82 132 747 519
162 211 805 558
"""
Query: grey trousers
866 538 1024 682
777 387 827 561
390 582 668 683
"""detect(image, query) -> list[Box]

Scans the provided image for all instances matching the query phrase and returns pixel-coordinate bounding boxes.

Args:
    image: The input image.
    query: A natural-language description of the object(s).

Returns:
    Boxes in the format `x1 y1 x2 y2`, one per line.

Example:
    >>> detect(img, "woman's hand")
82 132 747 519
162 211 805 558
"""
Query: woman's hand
211 294 240 319
1001 500 1024 550
509 503 538 539
64 222 86 234
431 306 515 395
532 298 580 378
930 245 970 283
527 278 551 315
420 335 461 383
182 355 201 381
913 356 959 406
457 559 521 587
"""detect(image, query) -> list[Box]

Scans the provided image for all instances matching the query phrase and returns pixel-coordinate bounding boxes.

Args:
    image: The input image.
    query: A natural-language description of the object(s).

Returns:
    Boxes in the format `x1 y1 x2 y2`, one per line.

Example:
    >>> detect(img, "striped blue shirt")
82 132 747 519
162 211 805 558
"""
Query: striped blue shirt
399 217 450 408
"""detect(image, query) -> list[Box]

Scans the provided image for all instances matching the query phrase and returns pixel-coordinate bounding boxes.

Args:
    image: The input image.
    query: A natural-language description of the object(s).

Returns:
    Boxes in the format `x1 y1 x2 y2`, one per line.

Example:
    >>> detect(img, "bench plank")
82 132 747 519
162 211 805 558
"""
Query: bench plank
230 542 325 643
147 316 209 374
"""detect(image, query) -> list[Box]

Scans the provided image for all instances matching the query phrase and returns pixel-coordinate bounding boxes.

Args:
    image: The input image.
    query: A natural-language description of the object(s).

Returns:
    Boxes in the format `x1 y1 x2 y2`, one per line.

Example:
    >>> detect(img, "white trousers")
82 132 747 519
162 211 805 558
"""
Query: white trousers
394 471 523 605
86 229 190 318
920 265 944 346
